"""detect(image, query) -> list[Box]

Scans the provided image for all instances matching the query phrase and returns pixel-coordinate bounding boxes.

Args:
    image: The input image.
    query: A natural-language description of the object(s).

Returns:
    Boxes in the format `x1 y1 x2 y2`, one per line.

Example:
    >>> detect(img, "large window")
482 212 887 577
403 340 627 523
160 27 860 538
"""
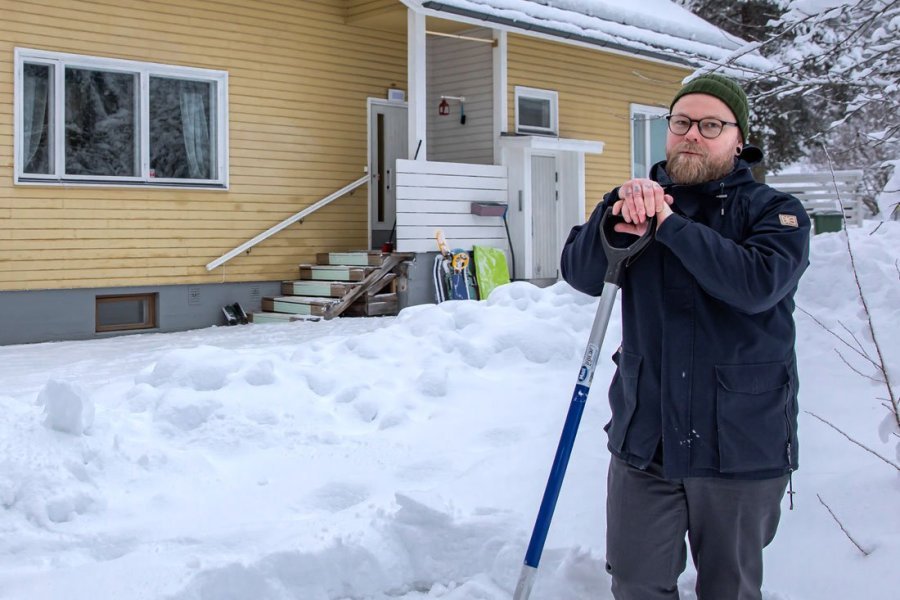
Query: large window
15 48 228 187
631 104 668 179
515 86 558 136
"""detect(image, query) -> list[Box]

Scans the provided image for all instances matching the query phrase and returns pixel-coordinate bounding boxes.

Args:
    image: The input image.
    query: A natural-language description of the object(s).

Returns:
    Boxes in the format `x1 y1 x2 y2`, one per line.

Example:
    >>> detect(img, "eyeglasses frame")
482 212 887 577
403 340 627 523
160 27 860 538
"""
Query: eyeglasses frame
665 114 739 139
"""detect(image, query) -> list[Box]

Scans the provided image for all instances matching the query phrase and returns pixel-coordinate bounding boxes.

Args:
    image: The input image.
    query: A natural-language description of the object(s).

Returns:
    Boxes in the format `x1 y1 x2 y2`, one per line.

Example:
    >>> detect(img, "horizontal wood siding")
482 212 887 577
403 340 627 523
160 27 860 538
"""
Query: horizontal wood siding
427 28 494 165
395 159 507 252
0 0 407 290
507 35 691 220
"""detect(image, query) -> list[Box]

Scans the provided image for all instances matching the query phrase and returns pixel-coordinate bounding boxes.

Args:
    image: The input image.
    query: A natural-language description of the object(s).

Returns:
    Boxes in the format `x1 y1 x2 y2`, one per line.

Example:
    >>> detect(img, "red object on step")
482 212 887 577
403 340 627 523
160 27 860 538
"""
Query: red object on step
381 242 393 253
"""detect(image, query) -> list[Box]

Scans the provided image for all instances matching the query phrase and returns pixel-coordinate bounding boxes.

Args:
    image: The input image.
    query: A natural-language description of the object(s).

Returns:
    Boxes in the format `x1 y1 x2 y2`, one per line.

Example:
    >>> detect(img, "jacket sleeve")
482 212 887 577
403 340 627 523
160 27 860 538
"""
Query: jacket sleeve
560 190 633 296
655 190 811 314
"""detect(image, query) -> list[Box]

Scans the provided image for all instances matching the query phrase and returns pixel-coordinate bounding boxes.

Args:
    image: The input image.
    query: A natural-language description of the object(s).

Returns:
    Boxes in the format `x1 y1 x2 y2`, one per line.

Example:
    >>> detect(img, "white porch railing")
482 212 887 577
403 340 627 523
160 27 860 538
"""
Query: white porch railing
395 159 508 252
206 175 368 271
766 170 865 227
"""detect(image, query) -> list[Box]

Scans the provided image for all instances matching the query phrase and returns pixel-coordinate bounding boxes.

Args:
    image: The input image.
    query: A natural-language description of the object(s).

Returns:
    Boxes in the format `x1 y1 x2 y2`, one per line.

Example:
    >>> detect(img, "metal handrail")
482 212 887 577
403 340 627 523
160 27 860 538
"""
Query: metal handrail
206 175 368 271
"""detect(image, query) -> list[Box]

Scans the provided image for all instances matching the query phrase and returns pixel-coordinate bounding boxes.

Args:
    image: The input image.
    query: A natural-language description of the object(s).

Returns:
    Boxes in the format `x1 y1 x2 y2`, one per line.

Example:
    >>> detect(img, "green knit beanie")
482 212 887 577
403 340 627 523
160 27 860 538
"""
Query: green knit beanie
669 74 749 142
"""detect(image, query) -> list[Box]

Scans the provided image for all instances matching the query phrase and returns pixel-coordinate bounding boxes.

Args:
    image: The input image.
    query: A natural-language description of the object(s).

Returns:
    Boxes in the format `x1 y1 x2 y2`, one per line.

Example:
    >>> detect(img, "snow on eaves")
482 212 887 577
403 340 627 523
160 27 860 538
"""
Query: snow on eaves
415 0 771 74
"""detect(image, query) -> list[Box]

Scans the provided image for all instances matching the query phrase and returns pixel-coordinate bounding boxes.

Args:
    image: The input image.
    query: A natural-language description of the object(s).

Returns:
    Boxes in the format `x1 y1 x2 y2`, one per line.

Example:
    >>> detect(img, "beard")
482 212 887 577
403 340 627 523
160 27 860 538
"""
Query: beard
666 142 735 185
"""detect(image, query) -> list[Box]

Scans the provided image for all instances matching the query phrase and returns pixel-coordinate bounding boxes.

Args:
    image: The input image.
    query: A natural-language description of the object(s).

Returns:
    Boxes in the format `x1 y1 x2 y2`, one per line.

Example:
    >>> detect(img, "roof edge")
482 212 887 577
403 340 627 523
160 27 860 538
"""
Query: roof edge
421 0 694 68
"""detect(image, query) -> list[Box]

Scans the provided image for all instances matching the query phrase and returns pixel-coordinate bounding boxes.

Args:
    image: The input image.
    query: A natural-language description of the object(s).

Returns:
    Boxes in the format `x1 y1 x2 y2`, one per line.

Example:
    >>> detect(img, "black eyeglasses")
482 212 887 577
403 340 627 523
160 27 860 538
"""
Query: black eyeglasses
665 114 739 139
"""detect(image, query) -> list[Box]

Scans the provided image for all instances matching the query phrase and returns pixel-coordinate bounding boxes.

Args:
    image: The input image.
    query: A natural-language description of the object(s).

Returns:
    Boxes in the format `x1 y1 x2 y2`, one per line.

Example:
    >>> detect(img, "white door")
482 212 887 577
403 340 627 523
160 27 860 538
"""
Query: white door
531 154 559 279
369 102 408 249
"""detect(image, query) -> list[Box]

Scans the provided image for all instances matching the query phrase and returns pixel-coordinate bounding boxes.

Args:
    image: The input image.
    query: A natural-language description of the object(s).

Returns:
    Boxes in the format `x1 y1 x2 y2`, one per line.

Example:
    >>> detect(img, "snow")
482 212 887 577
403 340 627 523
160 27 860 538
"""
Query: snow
1 223 899 599
418 0 771 73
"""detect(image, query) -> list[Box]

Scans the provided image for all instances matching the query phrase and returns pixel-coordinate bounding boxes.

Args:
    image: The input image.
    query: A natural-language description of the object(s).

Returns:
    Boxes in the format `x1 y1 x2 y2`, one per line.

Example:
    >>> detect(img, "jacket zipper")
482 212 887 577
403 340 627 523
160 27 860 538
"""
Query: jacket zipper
785 381 795 510
717 182 727 215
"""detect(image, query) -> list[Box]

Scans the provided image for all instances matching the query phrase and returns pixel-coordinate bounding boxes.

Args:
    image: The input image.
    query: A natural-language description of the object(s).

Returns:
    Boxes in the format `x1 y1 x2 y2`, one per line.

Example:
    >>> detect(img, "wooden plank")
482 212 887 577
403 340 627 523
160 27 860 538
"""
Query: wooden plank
250 312 306 324
396 211 507 227
345 292 399 317
298 265 370 281
261 296 332 316
396 187 507 202
398 225 507 239
766 171 863 184
396 159 507 178
281 280 356 297
316 251 384 266
397 237 508 253
324 253 413 319
396 174 508 190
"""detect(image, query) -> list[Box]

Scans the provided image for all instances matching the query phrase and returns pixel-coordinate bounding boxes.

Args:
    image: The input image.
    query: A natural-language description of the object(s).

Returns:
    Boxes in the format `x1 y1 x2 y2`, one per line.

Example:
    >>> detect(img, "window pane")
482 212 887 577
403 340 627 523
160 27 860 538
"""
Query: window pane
97 298 145 326
65 68 138 177
632 118 647 178
519 97 551 130
22 63 53 174
150 77 215 179
649 116 667 167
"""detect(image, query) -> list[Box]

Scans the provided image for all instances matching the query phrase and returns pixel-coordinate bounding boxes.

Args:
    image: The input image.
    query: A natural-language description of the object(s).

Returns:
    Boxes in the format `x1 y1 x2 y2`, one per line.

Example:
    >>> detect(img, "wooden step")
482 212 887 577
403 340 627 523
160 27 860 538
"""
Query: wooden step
345 292 399 317
316 251 386 267
298 265 375 282
262 296 335 317
249 312 321 324
282 280 357 297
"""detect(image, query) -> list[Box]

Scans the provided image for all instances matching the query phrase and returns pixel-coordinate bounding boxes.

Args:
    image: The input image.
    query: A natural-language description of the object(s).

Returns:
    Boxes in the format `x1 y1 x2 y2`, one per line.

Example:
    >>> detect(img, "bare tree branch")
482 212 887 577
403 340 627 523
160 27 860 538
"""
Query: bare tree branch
806 411 900 472
835 349 884 384
821 144 900 428
817 494 872 556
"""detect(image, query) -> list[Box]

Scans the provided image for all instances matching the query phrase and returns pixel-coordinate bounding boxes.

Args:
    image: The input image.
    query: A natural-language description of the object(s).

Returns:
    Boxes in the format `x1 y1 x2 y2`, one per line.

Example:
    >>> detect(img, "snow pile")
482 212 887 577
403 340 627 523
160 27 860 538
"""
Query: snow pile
37 380 95 435
0 223 898 599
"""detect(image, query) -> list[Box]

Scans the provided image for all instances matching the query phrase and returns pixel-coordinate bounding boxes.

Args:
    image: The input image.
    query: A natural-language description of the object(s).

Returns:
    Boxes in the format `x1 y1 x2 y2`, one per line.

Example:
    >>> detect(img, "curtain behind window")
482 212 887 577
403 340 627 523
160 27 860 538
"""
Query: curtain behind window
22 63 51 174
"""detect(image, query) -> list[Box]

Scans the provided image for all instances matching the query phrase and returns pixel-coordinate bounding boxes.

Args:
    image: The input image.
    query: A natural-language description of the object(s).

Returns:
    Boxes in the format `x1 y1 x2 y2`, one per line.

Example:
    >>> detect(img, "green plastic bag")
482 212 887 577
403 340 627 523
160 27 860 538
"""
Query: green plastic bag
473 246 511 300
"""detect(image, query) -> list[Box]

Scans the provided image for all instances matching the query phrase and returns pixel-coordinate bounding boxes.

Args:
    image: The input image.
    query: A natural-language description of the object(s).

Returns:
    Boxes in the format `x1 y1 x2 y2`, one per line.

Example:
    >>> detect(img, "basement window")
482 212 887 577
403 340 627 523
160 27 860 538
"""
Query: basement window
15 48 228 188
96 294 158 333
515 86 558 136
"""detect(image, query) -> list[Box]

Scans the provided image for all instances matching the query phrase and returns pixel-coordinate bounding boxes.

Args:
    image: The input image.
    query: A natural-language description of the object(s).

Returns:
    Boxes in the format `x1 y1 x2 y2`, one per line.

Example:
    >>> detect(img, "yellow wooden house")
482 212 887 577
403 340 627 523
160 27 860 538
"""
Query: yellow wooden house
0 0 762 344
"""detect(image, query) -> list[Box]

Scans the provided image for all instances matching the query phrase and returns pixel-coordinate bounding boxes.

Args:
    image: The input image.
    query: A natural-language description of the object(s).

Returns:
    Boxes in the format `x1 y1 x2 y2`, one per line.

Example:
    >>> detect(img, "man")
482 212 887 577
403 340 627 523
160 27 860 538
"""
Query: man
560 74 810 599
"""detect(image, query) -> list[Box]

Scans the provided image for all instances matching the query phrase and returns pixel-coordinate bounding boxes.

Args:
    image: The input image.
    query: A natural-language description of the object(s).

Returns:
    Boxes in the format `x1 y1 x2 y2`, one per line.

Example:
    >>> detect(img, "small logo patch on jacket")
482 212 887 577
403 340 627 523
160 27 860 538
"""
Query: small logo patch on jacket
779 214 799 227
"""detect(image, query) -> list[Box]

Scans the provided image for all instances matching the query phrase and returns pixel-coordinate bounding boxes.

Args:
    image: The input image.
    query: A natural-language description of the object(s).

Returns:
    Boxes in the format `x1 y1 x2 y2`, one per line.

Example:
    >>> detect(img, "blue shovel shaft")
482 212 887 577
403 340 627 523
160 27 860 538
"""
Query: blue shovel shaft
513 282 620 600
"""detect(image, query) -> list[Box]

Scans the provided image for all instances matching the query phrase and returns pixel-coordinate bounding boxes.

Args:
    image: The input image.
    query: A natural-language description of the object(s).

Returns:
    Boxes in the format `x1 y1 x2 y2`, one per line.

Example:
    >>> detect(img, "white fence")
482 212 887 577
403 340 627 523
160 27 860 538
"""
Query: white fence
766 170 865 227
395 159 508 252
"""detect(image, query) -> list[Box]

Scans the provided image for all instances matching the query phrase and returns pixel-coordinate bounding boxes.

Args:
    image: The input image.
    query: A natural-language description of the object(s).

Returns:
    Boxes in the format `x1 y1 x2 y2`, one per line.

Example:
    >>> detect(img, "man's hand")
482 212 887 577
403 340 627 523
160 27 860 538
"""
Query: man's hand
612 178 674 236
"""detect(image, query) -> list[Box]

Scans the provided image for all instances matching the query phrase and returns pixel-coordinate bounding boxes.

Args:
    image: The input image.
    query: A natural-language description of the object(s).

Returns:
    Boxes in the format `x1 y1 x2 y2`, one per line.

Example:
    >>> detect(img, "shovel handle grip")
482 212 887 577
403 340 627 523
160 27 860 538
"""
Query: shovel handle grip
600 206 656 286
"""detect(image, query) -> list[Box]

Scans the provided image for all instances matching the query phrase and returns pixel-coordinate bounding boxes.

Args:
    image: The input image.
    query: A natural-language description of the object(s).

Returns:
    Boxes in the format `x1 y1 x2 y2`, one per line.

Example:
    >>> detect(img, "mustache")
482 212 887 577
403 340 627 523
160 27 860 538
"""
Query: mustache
672 142 707 156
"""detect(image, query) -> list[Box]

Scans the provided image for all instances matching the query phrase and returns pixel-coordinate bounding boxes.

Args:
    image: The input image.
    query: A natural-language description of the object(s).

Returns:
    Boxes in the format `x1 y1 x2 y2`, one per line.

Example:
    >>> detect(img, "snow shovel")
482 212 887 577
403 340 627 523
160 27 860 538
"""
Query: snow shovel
513 208 656 600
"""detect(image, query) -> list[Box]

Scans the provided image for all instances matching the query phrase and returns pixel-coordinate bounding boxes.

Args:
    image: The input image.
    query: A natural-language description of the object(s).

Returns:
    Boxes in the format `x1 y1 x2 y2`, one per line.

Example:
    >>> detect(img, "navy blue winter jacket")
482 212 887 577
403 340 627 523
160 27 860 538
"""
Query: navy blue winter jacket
560 155 811 479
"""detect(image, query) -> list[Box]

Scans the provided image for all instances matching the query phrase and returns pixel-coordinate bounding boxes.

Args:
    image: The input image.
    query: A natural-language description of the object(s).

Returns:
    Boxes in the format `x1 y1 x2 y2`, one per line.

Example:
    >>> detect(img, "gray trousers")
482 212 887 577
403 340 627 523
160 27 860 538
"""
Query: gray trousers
606 455 788 600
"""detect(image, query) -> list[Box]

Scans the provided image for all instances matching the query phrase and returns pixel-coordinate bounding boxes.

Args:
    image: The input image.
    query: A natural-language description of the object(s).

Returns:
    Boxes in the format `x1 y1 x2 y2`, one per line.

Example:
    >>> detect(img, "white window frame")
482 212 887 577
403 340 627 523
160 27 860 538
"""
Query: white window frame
515 86 558 136
14 48 229 188
630 103 668 179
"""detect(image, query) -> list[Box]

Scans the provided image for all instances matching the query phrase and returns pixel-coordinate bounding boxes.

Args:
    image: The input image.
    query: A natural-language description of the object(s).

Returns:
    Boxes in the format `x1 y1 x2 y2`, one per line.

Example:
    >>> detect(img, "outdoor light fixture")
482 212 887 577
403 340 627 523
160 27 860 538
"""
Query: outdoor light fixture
438 95 466 124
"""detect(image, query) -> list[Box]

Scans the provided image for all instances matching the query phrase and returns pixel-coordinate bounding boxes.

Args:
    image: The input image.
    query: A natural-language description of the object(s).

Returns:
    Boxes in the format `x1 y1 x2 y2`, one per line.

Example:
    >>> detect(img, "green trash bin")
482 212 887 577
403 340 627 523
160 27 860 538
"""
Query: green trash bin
813 211 843 234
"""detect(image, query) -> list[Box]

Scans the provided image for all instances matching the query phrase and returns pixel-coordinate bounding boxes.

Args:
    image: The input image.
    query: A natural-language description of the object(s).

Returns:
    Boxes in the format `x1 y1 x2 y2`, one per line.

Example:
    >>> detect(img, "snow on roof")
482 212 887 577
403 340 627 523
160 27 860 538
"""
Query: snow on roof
417 0 770 73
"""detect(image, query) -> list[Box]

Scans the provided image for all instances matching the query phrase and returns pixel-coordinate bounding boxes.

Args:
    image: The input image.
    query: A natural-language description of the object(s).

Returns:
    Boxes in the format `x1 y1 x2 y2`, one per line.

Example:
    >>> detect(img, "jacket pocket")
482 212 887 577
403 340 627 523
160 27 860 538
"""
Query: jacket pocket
715 362 791 473
606 350 642 453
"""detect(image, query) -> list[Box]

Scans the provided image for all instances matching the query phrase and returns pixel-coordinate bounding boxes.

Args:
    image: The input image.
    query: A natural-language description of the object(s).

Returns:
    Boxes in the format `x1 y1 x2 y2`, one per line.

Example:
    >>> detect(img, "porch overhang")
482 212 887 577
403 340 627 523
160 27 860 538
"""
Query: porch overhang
499 134 604 155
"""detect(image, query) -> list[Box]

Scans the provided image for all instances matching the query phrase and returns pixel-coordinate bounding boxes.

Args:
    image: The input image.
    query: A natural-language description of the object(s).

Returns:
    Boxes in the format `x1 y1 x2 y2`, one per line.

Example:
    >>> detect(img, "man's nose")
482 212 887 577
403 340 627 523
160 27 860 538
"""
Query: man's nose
683 121 703 141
